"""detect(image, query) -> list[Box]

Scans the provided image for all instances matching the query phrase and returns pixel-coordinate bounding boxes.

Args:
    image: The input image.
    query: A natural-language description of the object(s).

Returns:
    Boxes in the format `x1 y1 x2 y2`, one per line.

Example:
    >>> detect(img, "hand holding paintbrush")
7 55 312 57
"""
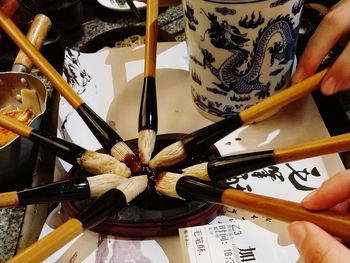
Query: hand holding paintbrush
155 173 350 241
181 133 350 181
138 0 159 165
149 69 328 170
0 113 131 177
0 9 142 174
7 175 148 263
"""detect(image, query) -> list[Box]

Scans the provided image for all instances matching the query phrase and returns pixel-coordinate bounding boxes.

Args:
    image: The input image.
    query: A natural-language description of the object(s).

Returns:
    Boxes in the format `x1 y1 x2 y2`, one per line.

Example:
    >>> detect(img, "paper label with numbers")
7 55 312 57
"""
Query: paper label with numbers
179 219 298 263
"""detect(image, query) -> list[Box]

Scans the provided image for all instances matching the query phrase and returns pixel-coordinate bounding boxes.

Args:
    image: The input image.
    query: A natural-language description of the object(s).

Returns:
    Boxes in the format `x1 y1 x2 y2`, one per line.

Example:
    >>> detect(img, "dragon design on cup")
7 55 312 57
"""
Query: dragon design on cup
200 12 299 99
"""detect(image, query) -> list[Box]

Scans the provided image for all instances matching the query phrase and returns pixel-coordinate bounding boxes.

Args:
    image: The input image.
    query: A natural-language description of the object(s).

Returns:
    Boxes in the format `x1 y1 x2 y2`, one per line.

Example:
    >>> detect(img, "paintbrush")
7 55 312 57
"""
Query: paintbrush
0 10 142 174
0 173 129 207
0 112 131 177
149 69 328 169
7 175 148 263
156 173 350 240
114 0 144 21
126 0 144 22
181 133 350 181
138 0 159 165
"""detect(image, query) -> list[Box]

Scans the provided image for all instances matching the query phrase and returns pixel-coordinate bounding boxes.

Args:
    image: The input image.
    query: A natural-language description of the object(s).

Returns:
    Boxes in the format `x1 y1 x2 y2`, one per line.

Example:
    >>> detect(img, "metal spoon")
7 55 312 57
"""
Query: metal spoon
0 14 51 148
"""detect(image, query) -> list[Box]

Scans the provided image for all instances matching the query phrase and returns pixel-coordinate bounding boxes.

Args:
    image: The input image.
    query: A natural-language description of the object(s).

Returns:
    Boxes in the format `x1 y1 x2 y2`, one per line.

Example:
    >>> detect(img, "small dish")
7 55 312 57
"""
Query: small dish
96 0 146 12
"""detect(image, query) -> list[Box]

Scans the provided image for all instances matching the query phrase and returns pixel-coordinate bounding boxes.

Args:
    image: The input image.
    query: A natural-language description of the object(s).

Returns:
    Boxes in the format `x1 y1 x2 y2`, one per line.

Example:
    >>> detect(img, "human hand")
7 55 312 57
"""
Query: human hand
288 171 350 262
137 0 182 7
292 0 350 95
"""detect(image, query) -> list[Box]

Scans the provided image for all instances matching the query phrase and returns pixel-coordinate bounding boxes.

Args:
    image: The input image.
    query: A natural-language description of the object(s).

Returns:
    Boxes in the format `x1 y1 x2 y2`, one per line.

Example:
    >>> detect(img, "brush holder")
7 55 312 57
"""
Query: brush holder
63 133 222 237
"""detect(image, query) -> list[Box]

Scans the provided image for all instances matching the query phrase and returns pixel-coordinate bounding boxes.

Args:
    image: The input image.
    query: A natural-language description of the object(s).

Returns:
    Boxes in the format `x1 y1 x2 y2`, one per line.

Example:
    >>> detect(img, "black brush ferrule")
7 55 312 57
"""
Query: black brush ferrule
208 150 276 181
176 176 224 203
18 178 90 205
29 130 86 165
77 103 123 151
138 76 158 132
76 188 127 229
181 114 243 156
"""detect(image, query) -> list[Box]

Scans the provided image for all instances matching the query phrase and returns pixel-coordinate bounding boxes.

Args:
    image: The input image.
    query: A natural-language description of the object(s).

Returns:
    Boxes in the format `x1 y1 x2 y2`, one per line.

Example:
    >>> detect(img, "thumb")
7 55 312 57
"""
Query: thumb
288 221 350 263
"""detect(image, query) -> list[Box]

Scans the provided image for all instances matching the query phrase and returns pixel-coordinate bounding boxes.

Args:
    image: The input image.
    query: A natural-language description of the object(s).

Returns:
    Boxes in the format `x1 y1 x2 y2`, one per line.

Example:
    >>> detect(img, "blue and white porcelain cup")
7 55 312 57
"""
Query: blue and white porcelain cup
183 0 304 121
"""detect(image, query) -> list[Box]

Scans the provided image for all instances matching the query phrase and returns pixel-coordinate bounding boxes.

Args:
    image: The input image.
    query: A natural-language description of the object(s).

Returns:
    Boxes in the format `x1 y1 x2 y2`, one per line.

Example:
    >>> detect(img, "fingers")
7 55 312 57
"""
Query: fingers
320 41 350 95
292 0 350 95
302 170 350 211
288 221 350 263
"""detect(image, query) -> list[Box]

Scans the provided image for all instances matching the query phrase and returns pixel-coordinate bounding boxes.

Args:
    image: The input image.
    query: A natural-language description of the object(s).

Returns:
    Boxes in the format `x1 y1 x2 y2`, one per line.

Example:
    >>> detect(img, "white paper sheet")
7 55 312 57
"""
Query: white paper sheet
37 41 345 263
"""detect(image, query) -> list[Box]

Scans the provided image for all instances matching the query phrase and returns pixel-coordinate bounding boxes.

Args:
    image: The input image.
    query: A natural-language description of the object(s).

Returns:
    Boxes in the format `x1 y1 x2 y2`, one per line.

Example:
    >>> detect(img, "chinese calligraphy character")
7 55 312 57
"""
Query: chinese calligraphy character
238 246 256 262
250 166 284 182
286 163 321 190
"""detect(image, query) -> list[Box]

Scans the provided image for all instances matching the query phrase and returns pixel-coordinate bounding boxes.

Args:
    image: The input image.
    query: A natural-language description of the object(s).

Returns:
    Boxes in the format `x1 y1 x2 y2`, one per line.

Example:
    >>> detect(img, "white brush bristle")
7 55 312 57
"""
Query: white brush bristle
110 141 134 161
182 162 210 181
155 172 182 199
78 151 131 178
138 129 156 165
117 175 148 203
149 141 186 169
87 173 128 197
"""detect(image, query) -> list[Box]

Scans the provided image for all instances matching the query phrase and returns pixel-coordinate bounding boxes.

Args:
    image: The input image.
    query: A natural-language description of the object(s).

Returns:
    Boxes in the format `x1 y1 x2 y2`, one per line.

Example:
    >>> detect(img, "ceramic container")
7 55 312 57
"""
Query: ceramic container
183 0 304 121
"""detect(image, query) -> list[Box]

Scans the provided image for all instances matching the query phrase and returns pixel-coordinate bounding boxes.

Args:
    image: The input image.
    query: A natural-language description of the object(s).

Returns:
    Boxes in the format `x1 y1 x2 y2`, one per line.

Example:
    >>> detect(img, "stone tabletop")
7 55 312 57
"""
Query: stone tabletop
0 208 25 262
71 3 185 50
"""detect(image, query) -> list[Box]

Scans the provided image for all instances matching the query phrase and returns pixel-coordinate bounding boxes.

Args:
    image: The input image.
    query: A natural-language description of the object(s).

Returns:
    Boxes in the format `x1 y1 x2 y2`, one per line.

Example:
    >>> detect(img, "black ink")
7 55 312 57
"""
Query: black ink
238 246 256 262
286 163 320 191
63 49 92 95
225 208 238 214
250 166 284 182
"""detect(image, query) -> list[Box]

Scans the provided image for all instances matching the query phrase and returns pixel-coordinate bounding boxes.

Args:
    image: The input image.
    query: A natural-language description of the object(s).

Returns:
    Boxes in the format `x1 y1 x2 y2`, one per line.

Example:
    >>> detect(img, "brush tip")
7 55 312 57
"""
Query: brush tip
87 173 128 198
111 142 142 174
155 172 182 199
117 175 148 203
124 154 142 174
138 129 157 165
155 171 166 185
149 141 186 169
182 162 210 181
79 151 131 178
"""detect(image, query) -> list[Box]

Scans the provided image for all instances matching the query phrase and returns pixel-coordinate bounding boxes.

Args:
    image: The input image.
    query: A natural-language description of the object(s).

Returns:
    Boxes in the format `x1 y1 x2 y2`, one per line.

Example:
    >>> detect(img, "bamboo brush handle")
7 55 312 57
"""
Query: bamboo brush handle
13 14 51 71
8 219 84 263
222 189 350 240
0 113 33 138
144 0 159 77
274 133 350 163
0 10 84 108
0 192 18 207
239 69 327 124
